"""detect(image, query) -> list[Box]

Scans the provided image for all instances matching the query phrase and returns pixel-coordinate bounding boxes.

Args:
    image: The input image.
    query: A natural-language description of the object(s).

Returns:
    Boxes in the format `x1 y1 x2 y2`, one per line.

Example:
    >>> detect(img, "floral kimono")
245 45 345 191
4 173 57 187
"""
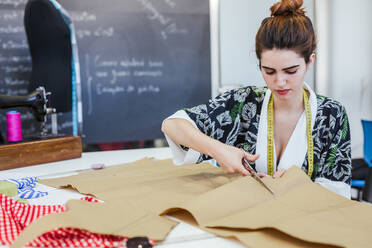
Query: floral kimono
164 84 352 198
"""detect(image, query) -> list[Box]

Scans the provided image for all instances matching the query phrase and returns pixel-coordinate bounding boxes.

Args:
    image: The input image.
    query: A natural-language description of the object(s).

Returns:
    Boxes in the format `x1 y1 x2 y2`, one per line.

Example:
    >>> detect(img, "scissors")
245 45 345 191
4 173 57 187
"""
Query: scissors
241 149 275 195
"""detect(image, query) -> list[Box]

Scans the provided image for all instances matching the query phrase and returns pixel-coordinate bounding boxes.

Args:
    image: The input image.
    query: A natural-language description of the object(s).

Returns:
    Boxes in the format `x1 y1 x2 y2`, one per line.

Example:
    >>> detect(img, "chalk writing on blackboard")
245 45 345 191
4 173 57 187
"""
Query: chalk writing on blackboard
75 27 114 39
109 70 130 84
70 11 96 22
0 10 22 21
0 55 31 63
136 0 188 39
0 88 27 95
95 84 160 96
163 0 175 8
119 59 145 67
0 25 24 34
0 0 26 7
137 84 160 94
3 77 28 86
2 39 28 50
1 65 31 73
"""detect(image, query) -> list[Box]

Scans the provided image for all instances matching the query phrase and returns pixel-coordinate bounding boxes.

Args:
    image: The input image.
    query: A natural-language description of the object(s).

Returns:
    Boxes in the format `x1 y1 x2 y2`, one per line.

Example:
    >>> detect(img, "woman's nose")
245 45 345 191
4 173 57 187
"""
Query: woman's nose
274 73 287 86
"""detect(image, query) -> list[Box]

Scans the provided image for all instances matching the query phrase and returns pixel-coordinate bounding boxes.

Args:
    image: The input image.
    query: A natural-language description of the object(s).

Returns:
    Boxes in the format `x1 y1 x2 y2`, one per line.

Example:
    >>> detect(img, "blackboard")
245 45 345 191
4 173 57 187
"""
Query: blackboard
0 0 211 144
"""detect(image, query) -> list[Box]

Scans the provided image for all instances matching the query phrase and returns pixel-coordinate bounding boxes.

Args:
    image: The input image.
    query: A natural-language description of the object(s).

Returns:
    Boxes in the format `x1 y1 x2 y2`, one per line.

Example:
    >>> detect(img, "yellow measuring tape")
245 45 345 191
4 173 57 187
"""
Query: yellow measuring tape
267 88 314 178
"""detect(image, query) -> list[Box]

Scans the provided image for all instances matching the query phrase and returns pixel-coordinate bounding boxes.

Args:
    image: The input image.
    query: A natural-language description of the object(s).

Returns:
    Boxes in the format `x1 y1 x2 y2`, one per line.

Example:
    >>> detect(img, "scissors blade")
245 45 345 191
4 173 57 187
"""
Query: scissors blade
242 157 275 195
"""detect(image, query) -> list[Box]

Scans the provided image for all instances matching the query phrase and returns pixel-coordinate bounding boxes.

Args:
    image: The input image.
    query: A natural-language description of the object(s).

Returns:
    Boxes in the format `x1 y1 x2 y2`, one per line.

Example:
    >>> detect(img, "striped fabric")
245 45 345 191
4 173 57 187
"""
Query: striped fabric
6 177 48 199
0 194 130 247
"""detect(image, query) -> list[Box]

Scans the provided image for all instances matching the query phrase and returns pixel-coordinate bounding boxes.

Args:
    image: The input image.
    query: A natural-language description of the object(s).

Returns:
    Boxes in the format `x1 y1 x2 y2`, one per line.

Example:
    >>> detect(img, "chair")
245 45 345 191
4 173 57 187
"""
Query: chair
361 120 372 202
351 120 372 201
24 0 82 136
361 120 372 167
351 158 368 188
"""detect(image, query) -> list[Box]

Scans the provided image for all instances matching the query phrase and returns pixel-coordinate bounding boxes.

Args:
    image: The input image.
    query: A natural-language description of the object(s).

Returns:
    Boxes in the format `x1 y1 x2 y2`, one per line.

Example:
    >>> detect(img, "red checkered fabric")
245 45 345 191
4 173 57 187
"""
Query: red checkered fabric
0 194 129 247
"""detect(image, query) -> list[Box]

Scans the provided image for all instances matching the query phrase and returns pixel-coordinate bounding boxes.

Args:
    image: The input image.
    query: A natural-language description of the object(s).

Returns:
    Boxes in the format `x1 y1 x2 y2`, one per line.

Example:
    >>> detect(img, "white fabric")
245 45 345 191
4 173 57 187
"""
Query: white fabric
163 110 201 165
255 82 317 173
255 83 350 198
315 177 351 199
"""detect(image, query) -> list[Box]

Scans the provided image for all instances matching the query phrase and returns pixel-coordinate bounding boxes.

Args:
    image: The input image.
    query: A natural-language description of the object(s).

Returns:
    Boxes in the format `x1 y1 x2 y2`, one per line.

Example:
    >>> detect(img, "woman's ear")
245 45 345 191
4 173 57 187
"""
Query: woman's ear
306 53 316 70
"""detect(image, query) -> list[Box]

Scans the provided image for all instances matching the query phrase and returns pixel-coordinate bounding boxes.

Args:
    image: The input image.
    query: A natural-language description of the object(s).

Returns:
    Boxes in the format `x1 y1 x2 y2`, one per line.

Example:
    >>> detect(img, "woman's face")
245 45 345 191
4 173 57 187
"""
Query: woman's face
260 49 314 101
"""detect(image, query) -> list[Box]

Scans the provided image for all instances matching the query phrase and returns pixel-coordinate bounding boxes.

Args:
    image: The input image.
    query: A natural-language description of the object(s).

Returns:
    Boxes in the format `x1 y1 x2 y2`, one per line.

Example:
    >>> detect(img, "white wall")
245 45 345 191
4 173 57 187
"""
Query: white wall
219 0 315 89
327 0 372 158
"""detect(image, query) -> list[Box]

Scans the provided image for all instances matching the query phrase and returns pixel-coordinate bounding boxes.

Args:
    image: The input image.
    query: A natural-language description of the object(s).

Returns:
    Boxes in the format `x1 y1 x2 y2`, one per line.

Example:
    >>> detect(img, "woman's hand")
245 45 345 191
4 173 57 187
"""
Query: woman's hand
257 169 286 178
211 143 259 176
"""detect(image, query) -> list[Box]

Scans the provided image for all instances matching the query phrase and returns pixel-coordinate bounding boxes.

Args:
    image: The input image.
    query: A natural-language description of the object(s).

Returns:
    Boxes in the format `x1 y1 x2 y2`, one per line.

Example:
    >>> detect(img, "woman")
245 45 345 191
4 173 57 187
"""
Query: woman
161 0 351 198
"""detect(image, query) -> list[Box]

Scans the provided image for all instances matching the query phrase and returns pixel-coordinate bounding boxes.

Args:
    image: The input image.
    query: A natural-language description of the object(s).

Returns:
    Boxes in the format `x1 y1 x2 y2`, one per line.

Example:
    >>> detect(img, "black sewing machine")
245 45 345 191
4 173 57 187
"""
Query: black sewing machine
0 86 56 141
0 87 82 171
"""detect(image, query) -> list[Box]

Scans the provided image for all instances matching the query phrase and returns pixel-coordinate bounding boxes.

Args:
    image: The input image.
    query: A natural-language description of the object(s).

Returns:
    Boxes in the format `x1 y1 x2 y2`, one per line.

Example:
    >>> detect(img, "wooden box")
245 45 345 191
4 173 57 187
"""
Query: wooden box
0 136 82 171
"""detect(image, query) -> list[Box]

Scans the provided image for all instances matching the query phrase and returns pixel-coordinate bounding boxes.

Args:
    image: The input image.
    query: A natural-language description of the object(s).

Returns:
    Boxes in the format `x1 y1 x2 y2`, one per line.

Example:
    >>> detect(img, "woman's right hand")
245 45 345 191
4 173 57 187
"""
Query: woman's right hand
212 143 260 176
161 118 259 176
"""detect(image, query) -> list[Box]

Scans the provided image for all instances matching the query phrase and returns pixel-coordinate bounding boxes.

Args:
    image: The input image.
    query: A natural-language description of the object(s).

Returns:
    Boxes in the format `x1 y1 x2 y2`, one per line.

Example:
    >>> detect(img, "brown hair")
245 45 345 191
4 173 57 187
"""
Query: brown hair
255 0 316 64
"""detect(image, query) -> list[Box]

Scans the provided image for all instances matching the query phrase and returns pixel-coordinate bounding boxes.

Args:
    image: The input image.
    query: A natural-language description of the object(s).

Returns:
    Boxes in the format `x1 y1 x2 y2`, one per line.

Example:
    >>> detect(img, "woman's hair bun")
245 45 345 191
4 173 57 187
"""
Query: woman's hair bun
270 0 306 16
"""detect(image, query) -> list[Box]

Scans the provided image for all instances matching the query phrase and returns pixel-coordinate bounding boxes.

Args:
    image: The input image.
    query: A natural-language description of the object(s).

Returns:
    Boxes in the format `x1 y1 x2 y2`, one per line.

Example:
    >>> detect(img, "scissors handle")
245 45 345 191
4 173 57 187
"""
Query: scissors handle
240 149 256 172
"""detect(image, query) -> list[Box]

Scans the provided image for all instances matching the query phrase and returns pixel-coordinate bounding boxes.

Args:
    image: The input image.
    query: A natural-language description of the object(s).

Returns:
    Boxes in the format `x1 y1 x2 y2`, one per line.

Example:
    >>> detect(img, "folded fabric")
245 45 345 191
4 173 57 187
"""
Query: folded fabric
7 177 48 199
0 194 139 247
0 181 18 197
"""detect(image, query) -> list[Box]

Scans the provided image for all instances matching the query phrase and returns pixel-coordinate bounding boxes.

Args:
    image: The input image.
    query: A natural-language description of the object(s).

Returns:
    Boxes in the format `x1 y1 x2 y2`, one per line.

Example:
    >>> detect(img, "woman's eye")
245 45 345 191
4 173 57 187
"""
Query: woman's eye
265 71 275 75
286 70 297 74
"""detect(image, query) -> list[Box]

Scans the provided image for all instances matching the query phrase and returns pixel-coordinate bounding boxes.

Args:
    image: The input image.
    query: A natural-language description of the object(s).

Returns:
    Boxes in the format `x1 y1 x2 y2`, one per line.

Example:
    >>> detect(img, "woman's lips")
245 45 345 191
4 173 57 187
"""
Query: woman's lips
276 89 290 95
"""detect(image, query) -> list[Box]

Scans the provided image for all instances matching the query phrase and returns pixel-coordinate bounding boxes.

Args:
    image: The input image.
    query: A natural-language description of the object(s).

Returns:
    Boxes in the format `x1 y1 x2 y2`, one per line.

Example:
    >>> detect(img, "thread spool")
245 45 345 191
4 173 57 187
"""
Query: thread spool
6 110 22 142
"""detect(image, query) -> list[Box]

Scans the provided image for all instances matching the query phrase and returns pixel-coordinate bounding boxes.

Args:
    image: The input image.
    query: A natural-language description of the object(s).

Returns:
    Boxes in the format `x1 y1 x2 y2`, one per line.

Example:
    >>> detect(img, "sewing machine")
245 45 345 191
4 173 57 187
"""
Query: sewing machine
0 87 82 171
0 86 55 139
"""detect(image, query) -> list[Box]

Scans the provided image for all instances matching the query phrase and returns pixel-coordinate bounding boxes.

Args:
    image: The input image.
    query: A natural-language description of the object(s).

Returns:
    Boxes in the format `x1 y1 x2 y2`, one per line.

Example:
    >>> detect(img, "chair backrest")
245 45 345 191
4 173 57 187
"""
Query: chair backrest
24 0 82 136
361 120 372 166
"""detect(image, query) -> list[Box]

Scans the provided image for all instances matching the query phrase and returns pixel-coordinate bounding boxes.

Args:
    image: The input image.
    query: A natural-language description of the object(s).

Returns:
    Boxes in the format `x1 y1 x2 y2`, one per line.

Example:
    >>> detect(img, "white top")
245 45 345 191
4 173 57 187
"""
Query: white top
164 84 351 199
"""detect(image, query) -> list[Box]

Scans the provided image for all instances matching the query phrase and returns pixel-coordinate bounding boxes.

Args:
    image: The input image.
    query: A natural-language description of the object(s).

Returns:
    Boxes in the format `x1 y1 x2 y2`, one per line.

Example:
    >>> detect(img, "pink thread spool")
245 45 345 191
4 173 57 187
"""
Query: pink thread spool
6 110 23 142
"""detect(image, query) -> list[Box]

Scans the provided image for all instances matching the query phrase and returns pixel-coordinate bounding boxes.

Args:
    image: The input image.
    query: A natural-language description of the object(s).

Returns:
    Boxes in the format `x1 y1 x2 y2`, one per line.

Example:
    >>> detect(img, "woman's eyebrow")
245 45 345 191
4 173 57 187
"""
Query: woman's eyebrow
261 65 300 71
282 65 300 70
261 66 275 70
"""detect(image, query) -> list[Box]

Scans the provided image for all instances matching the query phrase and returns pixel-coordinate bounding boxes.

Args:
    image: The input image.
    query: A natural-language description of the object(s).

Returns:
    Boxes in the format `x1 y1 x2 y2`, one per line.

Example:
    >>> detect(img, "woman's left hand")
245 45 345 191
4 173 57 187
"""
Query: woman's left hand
257 169 286 178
